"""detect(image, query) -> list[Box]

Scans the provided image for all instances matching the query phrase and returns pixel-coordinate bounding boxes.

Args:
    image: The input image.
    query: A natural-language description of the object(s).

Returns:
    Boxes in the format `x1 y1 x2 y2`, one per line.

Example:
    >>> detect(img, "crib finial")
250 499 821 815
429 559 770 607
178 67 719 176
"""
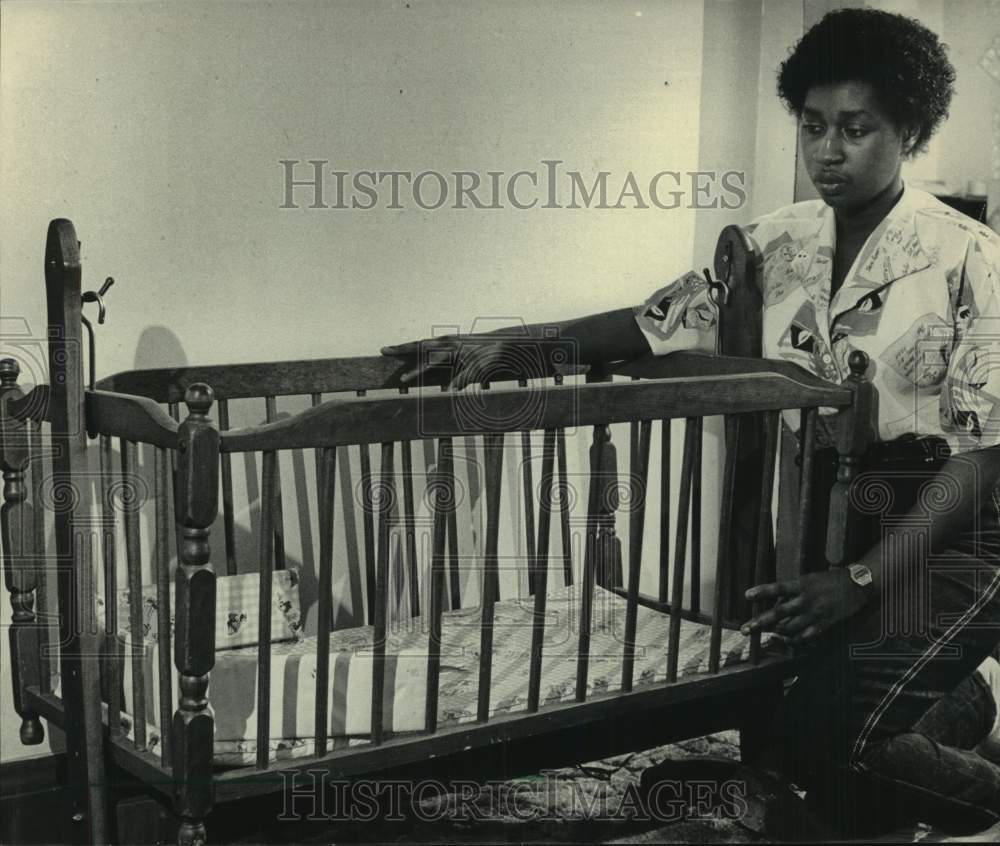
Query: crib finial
184 382 214 418
0 358 19 388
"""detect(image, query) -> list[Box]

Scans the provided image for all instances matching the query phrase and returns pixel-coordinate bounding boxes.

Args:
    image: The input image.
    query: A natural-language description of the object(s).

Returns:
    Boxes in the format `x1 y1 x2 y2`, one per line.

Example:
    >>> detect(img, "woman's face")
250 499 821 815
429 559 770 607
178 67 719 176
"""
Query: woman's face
799 81 912 211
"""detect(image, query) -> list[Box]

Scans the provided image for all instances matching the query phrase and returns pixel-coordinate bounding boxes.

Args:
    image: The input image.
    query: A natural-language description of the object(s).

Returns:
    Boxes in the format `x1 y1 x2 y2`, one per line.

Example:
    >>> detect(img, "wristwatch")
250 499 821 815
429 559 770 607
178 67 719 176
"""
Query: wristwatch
847 562 874 588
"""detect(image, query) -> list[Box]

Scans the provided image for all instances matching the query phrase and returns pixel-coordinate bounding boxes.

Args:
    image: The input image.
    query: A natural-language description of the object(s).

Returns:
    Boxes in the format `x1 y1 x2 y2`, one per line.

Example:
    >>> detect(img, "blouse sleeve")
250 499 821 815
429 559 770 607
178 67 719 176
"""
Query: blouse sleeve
632 270 718 355
941 233 1000 453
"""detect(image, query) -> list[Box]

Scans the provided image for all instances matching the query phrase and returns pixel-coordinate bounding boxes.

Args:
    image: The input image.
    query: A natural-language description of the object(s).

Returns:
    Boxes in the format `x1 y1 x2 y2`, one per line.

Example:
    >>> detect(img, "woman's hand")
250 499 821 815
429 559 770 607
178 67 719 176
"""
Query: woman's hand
381 334 516 390
740 569 871 646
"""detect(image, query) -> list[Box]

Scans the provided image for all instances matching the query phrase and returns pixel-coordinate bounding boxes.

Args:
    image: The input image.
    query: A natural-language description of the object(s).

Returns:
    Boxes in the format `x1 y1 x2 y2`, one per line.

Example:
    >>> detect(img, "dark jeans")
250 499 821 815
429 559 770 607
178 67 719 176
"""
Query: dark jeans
767 439 1000 837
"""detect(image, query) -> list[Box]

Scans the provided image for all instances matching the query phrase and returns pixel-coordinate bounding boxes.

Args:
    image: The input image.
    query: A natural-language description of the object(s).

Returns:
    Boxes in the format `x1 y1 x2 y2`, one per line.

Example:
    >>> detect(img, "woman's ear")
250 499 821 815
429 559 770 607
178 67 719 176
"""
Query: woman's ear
901 126 920 156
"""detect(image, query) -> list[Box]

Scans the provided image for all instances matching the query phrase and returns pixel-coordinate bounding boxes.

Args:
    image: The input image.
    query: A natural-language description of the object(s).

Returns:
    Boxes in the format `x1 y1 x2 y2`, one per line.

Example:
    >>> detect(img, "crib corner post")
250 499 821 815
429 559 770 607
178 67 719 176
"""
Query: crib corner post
172 382 219 846
0 358 44 745
827 352 876 567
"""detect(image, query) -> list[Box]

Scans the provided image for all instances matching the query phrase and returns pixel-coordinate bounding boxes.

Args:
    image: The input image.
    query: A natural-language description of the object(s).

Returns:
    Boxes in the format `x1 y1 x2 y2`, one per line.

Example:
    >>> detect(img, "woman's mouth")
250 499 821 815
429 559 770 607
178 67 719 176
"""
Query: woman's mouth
814 172 848 192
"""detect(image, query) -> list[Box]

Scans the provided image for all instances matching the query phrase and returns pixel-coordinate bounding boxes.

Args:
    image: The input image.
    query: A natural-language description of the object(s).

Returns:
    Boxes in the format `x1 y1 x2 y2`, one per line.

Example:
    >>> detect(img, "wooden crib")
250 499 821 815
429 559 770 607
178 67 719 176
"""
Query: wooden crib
0 219 876 844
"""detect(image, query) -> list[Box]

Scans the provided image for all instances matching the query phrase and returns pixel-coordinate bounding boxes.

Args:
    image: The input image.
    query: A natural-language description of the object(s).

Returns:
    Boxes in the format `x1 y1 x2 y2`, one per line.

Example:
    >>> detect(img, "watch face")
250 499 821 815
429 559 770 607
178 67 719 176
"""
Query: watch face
848 563 873 586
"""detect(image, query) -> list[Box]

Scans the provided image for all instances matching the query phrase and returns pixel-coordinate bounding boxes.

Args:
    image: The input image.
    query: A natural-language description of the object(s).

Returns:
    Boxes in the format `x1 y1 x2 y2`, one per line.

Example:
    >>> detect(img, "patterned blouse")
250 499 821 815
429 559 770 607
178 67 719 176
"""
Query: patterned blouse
633 185 1000 456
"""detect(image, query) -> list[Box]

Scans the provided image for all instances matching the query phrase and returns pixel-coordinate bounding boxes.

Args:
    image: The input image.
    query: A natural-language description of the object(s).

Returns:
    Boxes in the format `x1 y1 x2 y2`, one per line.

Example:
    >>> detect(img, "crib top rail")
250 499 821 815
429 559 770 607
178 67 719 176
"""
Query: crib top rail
218 357 852 452
84 389 179 447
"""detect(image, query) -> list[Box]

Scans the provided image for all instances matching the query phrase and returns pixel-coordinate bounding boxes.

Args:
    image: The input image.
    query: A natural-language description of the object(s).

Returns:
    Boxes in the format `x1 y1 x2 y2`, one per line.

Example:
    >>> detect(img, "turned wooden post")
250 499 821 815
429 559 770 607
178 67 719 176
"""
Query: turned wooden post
714 224 768 622
45 218 109 845
827 351 876 567
0 358 44 744
172 383 219 846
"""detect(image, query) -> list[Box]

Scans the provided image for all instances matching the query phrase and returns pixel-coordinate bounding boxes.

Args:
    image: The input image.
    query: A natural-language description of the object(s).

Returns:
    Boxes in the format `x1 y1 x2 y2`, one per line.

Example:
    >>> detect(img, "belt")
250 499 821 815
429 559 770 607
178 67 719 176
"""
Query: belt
804 435 950 470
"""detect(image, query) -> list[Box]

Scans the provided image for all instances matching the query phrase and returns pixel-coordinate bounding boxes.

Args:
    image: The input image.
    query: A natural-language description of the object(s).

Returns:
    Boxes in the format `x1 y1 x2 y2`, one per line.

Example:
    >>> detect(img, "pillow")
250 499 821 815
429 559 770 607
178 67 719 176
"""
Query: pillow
98 569 304 650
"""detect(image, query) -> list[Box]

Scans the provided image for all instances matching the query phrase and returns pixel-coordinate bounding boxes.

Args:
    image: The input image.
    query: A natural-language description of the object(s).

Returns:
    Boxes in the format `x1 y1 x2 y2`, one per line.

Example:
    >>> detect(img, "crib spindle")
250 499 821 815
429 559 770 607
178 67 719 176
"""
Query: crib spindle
527 429 556 713
749 411 780 664
314 446 337 756
169 401 182 566
172 384 219 844
217 399 237 576
520 427 537 595
371 441 395 745
795 408 818 576
358 435 376 625
255 450 277 768
154 446 173 765
400 433 420 617
264 397 286 571
99 436 122 735
556 428 573 586
477 433 504 722
121 439 147 748
709 416 741 674
658 419 671 604
425 437 453 734
576 424 608 702
622 419 651 693
690 420 703 615
667 417 700 683
446 465 461 611
32 420 54 695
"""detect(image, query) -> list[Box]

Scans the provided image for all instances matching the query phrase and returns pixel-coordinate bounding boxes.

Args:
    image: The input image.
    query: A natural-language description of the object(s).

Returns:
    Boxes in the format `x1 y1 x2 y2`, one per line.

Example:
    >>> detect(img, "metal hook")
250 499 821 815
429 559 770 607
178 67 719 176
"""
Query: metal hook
82 276 115 325
81 277 115 391
704 241 734 307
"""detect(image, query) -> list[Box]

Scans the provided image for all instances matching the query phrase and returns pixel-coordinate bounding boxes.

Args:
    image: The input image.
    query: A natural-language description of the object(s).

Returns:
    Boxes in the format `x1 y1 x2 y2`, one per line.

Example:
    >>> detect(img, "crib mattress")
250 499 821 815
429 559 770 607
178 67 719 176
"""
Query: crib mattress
121 585 774 766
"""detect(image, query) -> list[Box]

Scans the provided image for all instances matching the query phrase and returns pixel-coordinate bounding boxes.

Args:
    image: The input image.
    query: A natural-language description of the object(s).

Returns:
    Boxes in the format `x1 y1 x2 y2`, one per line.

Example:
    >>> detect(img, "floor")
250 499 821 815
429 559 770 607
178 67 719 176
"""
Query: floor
280 731 1000 844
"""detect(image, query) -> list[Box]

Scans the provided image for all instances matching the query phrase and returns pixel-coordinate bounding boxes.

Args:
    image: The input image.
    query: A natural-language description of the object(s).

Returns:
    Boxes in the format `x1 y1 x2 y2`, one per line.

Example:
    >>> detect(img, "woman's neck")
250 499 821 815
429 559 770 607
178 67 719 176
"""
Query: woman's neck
834 176 904 240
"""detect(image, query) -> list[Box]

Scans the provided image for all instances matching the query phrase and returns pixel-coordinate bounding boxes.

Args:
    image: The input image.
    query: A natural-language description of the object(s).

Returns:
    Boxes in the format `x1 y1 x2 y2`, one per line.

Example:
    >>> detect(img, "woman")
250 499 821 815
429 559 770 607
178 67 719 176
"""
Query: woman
383 9 1000 837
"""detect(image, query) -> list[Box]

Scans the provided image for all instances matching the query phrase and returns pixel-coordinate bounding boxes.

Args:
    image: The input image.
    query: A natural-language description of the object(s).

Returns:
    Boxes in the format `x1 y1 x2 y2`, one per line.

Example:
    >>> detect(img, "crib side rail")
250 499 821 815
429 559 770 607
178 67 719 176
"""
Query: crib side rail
218 366 853 453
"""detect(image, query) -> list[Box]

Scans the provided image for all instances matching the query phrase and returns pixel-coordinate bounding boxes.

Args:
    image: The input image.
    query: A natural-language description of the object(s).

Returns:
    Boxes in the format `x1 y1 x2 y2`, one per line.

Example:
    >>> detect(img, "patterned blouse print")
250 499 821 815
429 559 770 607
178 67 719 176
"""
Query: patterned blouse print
633 186 1000 455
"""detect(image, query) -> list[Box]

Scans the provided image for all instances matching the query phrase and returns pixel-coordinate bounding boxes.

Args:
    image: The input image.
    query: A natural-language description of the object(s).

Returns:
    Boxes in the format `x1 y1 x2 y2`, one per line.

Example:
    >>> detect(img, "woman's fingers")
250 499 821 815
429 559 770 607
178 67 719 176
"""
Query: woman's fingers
381 343 417 356
745 580 800 602
741 607 784 635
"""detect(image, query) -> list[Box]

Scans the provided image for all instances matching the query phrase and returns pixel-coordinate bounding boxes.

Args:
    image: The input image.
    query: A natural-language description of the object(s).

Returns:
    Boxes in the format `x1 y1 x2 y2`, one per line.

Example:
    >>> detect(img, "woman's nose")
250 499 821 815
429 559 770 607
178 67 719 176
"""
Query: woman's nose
814 130 845 163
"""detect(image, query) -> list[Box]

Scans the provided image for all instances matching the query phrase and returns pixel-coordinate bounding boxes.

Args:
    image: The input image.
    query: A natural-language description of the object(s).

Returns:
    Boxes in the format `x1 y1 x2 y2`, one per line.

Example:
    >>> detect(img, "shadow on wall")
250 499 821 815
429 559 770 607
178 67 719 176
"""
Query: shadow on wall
133 325 189 372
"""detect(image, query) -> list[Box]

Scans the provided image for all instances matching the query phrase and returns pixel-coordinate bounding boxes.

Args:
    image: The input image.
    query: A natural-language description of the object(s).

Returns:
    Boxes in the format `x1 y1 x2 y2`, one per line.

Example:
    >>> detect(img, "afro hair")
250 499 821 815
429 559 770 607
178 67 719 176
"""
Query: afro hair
777 8 955 155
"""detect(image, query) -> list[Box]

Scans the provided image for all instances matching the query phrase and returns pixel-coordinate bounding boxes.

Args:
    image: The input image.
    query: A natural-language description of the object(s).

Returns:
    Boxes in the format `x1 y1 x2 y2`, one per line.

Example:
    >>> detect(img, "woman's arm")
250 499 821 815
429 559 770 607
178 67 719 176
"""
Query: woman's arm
381 307 650 388
743 446 1000 644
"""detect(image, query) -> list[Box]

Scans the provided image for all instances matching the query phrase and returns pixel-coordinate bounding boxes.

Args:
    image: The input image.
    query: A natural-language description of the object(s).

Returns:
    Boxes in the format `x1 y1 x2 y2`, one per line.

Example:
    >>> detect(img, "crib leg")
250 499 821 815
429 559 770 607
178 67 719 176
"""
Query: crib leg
172 385 219 846
739 682 783 769
1 360 44 745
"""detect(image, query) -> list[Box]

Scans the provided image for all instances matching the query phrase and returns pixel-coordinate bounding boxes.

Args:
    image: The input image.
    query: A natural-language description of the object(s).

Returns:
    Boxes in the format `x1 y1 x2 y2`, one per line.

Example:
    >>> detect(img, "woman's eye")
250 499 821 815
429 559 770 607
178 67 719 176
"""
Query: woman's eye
801 123 824 136
844 126 868 140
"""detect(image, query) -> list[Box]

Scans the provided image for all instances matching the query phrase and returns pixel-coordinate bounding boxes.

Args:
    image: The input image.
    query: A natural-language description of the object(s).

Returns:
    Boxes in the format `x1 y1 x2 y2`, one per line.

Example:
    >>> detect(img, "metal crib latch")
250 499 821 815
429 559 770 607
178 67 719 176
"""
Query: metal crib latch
81 276 115 391
705 241 734 307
